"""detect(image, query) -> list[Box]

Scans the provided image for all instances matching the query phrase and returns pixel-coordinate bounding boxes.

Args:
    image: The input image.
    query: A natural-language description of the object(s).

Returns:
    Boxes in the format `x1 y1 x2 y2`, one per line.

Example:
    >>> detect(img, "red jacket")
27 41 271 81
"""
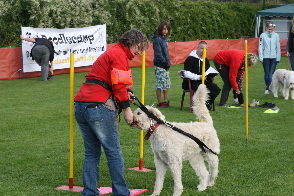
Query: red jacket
214 50 245 90
74 43 134 109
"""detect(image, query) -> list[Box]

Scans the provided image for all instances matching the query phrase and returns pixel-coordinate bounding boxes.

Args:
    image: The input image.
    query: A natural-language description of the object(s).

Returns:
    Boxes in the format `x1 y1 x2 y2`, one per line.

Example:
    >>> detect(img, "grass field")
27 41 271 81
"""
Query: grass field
1 56 293 196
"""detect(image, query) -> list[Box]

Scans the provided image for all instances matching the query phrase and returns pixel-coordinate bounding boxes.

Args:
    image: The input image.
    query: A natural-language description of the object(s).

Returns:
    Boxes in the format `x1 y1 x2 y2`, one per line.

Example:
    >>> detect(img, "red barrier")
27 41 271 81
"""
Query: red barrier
0 38 287 80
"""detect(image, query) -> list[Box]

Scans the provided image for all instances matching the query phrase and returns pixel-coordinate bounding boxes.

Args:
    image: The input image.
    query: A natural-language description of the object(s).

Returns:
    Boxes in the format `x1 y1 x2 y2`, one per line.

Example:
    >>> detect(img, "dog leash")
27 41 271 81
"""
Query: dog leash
131 96 217 155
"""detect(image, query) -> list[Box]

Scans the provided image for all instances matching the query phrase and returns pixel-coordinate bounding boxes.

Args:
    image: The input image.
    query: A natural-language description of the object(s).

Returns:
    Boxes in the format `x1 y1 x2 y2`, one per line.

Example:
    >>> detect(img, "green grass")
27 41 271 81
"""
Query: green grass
1 57 294 196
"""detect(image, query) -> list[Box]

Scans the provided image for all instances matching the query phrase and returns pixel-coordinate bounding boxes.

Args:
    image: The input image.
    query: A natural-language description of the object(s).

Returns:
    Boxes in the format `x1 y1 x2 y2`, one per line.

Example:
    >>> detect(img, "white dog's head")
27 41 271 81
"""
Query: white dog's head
130 106 165 131
289 82 294 90
288 71 294 90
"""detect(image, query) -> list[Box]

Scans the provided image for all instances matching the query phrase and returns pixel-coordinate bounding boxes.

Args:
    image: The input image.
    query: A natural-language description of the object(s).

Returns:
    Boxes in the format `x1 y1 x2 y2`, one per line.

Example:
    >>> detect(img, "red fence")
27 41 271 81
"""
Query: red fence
0 38 287 80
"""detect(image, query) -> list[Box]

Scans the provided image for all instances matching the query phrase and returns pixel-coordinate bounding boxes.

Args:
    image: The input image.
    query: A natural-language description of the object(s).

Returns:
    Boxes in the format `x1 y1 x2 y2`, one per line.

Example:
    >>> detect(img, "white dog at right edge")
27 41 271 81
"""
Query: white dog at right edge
270 69 294 100
131 84 220 196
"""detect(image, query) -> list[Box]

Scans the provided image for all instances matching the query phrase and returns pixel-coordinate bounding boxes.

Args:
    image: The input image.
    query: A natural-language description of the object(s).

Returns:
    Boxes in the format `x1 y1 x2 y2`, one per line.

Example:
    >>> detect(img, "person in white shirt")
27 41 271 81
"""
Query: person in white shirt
179 41 220 110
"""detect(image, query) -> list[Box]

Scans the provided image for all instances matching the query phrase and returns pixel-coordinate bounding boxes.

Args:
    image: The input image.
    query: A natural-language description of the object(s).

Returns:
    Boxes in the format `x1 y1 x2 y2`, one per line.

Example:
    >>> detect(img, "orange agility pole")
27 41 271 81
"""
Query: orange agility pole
244 41 249 141
128 50 152 172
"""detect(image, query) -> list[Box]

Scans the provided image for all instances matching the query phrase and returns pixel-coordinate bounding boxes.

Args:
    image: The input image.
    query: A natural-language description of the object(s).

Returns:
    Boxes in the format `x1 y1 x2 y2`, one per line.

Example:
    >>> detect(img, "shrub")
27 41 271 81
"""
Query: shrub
0 0 264 47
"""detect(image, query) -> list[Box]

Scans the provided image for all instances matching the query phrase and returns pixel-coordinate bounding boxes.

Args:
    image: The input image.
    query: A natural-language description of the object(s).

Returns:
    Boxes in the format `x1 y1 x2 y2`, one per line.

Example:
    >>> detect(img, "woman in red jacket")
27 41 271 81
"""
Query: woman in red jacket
74 29 149 196
213 50 258 107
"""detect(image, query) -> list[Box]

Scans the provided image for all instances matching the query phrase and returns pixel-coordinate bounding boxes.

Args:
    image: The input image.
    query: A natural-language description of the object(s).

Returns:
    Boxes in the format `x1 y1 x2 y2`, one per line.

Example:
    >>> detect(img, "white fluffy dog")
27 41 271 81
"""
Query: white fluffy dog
270 69 294 100
131 84 220 196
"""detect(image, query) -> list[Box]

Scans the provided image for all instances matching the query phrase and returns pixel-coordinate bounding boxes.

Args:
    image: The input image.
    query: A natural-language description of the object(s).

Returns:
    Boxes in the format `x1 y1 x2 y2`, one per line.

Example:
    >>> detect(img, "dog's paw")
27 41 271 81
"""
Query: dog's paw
207 181 215 187
197 184 207 191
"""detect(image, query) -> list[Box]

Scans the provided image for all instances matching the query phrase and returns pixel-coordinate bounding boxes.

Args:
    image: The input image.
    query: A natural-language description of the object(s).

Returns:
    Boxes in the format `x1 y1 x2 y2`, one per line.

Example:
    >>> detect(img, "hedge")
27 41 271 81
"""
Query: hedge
0 0 265 48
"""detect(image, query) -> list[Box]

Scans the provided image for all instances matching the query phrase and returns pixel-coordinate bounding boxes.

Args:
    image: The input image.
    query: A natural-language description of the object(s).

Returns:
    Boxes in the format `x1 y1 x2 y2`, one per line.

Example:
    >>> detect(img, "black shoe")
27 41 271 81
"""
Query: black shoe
259 102 275 108
47 75 55 80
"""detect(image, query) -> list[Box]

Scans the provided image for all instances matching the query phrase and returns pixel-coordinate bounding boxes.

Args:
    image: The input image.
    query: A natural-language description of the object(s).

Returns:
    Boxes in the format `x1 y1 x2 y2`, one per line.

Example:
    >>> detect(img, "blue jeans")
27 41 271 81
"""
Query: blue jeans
262 58 277 90
289 52 294 71
75 102 130 196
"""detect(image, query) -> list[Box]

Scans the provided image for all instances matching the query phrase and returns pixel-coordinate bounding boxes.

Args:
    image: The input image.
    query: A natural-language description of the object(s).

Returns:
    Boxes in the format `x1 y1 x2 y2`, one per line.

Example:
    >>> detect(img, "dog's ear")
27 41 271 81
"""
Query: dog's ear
148 107 165 121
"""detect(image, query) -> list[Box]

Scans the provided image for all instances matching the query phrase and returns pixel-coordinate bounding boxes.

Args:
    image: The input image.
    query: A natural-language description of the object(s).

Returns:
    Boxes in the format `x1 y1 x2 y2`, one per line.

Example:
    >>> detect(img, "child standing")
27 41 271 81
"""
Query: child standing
258 21 281 94
152 21 171 107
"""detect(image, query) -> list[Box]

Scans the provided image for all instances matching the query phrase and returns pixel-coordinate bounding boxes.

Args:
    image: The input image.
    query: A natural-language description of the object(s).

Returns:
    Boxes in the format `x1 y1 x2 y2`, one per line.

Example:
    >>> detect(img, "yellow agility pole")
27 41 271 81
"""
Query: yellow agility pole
69 53 75 187
139 50 146 170
199 48 207 122
202 48 207 84
244 41 249 141
128 50 152 172
56 53 83 191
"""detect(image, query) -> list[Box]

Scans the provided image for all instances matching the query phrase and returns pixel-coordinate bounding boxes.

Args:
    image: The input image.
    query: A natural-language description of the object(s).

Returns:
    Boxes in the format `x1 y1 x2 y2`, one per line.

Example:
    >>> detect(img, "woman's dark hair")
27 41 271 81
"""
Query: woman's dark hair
118 29 149 51
156 21 170 37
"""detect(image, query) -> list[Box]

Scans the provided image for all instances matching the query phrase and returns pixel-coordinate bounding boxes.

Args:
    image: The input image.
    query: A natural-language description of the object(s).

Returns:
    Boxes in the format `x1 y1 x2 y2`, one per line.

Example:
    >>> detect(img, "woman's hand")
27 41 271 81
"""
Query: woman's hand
49 61 54 75
124 107 133 125
128 91 135 103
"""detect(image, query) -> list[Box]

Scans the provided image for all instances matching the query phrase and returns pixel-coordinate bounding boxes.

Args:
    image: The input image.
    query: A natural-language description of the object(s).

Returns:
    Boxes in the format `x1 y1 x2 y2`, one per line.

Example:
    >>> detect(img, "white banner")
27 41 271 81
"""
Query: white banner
21 24 106 72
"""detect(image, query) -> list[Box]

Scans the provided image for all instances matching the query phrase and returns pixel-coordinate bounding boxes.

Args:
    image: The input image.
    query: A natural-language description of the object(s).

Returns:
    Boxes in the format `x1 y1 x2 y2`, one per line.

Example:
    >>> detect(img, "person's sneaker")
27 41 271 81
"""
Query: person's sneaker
271 106 280 110
264 90 269 94
219 103 230 108
259 102 276 108
232 101 239 106
249 99 260 107
157 102 164 107
48 76 55 80
258 102 267 108
232 102 245 107
163 101 170 107
267 103 276 108
47 75 55 80
157 102 168 108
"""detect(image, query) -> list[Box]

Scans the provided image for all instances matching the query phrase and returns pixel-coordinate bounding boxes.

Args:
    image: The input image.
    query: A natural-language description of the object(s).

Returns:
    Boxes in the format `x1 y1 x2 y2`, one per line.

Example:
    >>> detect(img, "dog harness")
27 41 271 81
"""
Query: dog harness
131 96 217 155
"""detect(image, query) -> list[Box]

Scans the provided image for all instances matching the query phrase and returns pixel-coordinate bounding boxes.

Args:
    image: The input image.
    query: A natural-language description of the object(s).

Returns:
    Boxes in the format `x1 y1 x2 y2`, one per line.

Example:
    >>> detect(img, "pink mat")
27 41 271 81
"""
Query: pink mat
55 185 148 195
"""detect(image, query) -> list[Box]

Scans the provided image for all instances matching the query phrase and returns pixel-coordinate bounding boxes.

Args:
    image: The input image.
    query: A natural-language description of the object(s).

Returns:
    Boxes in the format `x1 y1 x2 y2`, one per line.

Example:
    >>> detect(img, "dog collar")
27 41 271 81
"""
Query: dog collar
144 123 161 140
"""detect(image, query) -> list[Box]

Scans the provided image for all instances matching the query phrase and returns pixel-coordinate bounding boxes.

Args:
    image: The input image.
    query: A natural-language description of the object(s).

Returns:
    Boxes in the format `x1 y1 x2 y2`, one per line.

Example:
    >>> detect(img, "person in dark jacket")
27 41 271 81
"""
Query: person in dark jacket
152 21 171 107
286 17 294 71
20 35 55 81
179 41 220 110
